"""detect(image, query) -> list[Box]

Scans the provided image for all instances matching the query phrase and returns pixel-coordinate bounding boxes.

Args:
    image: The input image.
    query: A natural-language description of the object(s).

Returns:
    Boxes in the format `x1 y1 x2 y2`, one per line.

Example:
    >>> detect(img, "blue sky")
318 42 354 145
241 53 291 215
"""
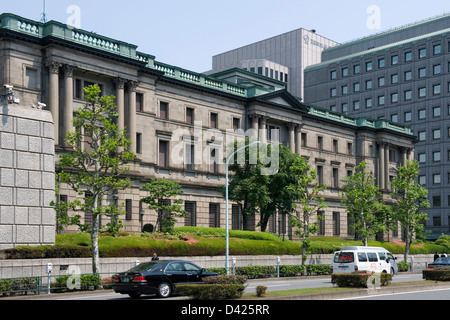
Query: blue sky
2 1 450 72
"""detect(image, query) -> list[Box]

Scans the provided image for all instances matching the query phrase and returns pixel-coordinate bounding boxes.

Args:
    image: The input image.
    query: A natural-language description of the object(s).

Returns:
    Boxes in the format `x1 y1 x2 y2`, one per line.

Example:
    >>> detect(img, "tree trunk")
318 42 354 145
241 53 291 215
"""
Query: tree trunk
404 219 411 262
91 213 100 275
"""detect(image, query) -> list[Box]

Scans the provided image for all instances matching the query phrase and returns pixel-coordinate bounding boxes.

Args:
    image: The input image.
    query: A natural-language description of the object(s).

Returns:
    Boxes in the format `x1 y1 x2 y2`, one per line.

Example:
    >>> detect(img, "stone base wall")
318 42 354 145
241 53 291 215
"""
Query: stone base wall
0 254 434 279
0 104 55 250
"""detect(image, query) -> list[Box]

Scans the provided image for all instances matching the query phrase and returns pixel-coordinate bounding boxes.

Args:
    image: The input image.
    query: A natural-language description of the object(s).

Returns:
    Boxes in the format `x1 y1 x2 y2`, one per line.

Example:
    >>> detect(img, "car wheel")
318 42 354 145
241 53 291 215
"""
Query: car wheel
128 292 142 299
157 282 172 298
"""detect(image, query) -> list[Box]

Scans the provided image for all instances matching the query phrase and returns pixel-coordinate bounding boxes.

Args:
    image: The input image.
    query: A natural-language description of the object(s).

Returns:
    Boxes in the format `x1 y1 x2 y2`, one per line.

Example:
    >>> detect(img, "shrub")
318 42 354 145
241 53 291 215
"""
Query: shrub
397 262 410 272
53 274 102 292
202 275 247 284
256 286 267 297
332 272 392 288
176 283 246 300
422 267 450 281
175 275 247 300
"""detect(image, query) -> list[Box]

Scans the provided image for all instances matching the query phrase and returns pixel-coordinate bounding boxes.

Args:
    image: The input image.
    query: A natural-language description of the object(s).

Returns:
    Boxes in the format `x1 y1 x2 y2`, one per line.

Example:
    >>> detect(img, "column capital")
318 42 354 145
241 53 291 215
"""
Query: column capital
63 65 77 77
115 77 127 89
46 59 62 74
127 80 139 92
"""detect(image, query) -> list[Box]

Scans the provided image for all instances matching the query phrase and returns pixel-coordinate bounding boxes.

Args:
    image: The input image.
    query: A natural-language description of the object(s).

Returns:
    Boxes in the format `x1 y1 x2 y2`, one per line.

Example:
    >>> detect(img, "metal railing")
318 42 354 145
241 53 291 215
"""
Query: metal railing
0 273 114 297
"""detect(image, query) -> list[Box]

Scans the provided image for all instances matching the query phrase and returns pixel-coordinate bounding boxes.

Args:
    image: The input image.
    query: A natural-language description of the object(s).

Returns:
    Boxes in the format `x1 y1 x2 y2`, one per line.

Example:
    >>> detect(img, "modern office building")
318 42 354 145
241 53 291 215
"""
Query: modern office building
0 13 415 246
304 13 450 238
210 28 339 99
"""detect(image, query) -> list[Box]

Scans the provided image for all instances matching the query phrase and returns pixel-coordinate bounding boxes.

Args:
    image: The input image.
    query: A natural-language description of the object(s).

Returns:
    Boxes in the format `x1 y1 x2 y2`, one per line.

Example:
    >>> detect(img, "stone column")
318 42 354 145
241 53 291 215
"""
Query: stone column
250 115 259 139
115 78 126 134
46 60 61 145
384 143 390 190
296 124 303 155
259 116 267 143
379 142 385 189
289 123 296 153
127 80 138 154
63 65 76 145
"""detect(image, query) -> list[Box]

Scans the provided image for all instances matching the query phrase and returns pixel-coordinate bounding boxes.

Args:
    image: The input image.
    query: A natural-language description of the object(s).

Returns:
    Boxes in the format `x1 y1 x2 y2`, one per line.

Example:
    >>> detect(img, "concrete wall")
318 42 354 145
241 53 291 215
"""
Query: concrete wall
0 254 434 279
0 104 55 250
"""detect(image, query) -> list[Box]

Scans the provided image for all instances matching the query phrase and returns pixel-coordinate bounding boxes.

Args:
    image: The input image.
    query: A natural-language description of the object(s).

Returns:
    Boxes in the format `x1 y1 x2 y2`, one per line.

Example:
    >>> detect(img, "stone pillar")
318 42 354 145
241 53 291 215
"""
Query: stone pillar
127 80 138 154
296 124 303 155
250 115 259 139
384 143 390 190
259 116 267 143
379 142 385 189
115 78 126 134
46 60 61 145
289 123 296 153
63 65 76 144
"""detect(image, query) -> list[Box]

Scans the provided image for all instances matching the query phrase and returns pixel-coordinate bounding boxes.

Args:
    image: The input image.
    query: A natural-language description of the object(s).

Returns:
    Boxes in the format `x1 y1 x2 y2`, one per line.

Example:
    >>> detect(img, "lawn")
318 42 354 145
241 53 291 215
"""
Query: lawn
2 227 448 259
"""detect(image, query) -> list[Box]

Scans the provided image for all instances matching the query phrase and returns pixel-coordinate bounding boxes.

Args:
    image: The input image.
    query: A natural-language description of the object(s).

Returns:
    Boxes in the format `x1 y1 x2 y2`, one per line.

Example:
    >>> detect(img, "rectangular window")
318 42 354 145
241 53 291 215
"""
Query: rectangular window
159 140 169 167
318 211 325 236
136 133 142 154
185 201 197 226
136 93 143 112
232 204 242 230
332 168 339 189
125 199 132 221
233 118 240 130
160 102 169 119
317 166 324 186
210 113 218 129
186 107 194 124
25 67 38 89
209 203 220 228
333 212 340 236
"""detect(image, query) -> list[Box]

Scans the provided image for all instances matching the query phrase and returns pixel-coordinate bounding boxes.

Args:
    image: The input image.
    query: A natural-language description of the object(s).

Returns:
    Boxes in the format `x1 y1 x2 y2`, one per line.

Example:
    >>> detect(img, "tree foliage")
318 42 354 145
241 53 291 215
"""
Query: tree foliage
140 179 187 233
288 156 327 265
52 85 134 274
390 160 429 261
340 161 387 246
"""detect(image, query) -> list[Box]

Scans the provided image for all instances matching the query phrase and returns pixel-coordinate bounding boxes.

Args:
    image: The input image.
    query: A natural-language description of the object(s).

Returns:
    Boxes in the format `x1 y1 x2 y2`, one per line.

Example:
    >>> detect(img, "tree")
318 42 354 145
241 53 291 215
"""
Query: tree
340 161 386 246
53 85 134 275
259 145 299 233
288 156 327 265
219 138 271 230
390 160 429 262
140 179 187 233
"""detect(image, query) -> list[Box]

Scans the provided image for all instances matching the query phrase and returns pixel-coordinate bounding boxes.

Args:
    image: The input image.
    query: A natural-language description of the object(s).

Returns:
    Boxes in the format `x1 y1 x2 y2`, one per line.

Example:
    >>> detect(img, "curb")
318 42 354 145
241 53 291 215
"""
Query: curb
261 282 450 300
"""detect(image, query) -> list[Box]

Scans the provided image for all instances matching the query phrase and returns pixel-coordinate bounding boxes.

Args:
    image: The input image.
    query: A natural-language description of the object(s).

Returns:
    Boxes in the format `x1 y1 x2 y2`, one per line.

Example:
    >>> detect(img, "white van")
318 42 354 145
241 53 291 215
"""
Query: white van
331 246 398 275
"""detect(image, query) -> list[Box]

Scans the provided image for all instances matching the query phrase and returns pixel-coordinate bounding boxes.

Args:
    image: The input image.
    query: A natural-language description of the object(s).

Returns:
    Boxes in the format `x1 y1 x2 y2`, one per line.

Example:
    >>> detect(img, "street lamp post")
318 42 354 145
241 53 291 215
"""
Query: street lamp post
225 140 261 275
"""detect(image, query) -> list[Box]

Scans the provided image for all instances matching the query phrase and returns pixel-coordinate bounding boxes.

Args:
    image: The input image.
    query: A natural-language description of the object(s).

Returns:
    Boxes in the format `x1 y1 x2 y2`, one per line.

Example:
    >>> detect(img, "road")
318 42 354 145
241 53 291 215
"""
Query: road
338 288 450 300
53 273 424 300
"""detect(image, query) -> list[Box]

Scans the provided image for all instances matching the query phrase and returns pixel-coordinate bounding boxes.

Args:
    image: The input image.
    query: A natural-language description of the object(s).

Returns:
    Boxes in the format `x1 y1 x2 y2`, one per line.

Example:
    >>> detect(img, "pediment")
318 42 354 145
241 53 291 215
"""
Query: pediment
250 90 309 113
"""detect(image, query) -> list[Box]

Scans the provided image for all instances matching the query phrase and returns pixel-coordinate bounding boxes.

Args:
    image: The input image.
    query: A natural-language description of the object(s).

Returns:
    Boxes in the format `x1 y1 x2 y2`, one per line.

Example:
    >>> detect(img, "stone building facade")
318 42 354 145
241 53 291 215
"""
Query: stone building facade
0 13 416 242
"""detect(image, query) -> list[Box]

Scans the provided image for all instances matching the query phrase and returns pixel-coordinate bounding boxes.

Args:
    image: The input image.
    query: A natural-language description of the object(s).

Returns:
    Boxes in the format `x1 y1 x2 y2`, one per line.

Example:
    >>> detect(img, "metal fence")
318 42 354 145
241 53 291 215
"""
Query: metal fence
0 273 114 297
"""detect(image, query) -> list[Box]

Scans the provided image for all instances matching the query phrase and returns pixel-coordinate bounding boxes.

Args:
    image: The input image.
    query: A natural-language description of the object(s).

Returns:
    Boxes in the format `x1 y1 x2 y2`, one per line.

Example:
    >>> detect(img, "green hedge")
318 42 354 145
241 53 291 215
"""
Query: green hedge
175 275 246 300
332 272 393 288
422 267 450 281
207 264 331 278
0 277 39 296
53 274 102 292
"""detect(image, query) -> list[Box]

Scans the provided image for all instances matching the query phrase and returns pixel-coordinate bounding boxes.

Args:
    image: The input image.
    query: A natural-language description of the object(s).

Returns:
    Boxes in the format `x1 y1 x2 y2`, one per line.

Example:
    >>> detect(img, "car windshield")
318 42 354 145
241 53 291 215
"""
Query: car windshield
435 257 450 264
334 252 354 263
125 262 162 273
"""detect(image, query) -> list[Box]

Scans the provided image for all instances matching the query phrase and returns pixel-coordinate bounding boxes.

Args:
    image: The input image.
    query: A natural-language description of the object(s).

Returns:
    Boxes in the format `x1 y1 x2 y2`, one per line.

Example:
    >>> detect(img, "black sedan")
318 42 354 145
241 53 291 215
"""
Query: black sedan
113 260 218 299
427 257 450 269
